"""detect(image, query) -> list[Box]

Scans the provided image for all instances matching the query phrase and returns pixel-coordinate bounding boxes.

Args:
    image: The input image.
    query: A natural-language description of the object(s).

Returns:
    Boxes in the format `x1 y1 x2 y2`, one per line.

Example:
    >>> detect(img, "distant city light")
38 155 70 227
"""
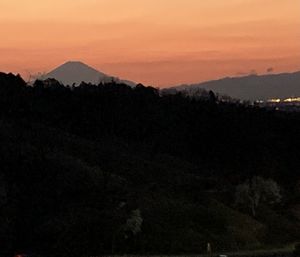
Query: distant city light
268 98 281 103
283 97 300 102
265 97 300 103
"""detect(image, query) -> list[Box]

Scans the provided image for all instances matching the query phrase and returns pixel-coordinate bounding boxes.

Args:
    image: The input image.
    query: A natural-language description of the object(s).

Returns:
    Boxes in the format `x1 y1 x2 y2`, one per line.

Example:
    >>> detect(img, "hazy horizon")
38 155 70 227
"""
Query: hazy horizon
8 60 300 88
0 0 299 86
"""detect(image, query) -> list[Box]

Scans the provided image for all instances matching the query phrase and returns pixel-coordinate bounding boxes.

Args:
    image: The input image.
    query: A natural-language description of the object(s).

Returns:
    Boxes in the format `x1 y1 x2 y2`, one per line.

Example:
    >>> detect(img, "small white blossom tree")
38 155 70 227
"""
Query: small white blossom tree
124 209 143 236
235 176 282 217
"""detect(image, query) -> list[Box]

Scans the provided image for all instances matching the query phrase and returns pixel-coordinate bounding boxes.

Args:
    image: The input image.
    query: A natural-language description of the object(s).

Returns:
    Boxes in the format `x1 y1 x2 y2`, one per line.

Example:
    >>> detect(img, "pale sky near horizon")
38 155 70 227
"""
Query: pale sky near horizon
0 0 299 86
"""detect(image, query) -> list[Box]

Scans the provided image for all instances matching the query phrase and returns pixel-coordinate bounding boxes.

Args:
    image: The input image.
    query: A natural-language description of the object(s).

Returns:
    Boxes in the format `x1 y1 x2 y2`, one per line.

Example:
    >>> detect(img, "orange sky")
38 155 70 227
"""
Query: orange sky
0 0 299 86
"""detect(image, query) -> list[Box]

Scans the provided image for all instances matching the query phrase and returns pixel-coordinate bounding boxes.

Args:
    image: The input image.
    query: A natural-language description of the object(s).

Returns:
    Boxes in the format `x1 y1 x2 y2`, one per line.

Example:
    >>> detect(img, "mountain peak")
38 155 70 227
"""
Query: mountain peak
65 60 83 64
62 61 94 68
42 61 135 86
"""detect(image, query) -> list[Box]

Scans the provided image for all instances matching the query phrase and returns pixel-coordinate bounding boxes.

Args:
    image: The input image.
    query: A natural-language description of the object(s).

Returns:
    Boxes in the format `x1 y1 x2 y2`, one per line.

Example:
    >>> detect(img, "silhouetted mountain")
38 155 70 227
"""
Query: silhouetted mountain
172 71 300 101
42 61 136 86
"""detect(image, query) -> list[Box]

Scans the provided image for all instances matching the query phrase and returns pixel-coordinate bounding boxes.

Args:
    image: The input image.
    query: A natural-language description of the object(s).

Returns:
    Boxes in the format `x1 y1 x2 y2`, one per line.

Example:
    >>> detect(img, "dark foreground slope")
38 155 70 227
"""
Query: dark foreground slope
0 73 299 256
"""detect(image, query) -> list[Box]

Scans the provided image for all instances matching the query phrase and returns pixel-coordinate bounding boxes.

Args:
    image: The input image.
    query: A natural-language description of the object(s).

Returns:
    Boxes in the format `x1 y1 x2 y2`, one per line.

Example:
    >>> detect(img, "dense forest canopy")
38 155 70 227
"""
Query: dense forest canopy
0 72 299 256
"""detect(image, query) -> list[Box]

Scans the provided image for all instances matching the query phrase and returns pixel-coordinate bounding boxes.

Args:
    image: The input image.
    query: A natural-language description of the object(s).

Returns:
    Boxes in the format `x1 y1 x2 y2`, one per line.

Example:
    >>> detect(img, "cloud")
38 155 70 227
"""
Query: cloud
236 69 257 76
250 69 257 75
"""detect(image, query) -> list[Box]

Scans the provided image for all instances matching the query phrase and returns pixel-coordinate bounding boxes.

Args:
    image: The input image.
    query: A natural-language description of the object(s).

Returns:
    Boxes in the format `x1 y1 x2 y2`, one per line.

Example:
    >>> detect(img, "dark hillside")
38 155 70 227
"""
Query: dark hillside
0 73 299 255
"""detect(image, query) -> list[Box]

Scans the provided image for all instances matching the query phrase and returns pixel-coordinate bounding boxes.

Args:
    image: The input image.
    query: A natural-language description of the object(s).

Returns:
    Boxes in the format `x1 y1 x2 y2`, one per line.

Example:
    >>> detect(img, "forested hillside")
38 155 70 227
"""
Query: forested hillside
0 73 299 256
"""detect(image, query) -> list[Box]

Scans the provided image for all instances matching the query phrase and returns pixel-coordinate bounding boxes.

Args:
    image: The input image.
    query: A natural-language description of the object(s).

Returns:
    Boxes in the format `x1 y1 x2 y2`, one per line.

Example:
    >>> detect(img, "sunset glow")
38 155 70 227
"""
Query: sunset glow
0 0 299 86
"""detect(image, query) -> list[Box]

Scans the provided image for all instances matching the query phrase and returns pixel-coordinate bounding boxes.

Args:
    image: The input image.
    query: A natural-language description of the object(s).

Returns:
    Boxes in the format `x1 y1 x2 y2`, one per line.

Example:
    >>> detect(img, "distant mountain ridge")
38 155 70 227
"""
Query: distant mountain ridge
171 71 300 101
42 61 136 86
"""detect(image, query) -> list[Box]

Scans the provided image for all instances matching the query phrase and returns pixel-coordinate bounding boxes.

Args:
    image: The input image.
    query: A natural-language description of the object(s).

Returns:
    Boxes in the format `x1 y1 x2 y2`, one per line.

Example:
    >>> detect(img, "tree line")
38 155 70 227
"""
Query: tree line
0 72 299 256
